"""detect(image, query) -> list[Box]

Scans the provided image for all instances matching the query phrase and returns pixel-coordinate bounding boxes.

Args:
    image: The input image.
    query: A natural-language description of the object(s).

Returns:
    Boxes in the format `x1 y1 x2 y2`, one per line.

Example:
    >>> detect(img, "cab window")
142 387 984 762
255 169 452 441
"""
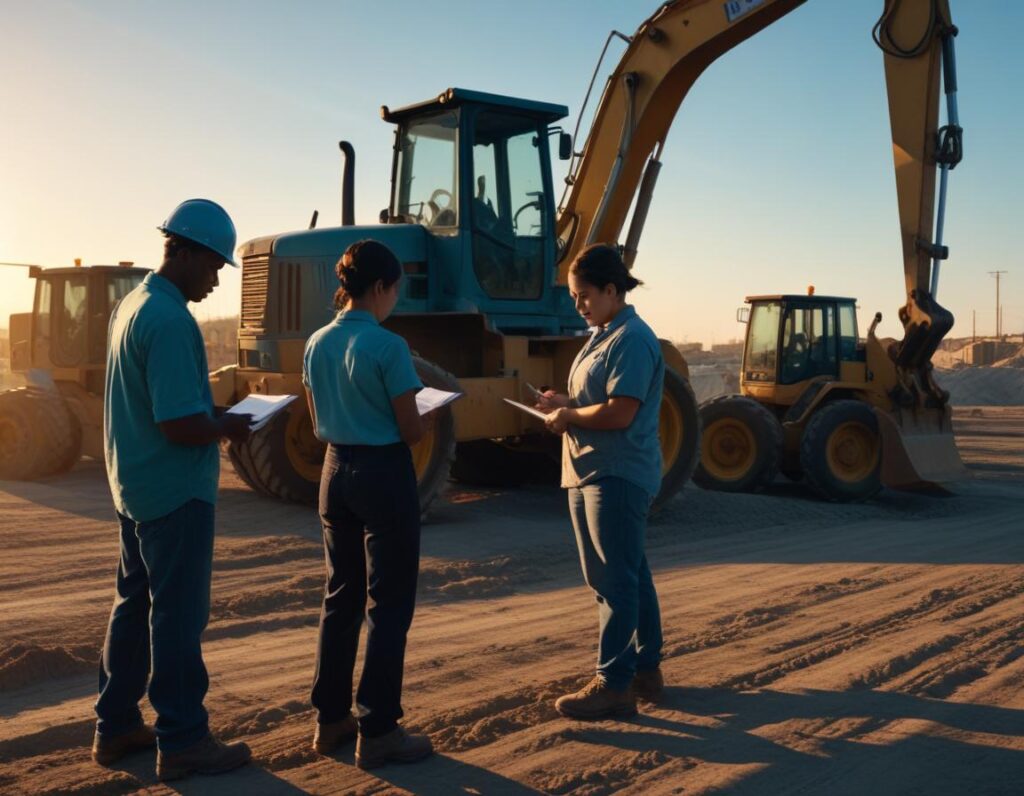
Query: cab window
838 302 860 360
779 303 838 384
53 276 88 367
393 112 458 229
744 302 781 381
88 273 144 362
470 110 546 300
33 277 53 365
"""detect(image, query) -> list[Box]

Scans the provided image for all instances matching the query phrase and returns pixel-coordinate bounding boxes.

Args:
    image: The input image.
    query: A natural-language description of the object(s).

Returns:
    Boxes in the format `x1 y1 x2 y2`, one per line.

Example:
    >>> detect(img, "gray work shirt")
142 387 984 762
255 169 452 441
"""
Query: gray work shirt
561 304 665 497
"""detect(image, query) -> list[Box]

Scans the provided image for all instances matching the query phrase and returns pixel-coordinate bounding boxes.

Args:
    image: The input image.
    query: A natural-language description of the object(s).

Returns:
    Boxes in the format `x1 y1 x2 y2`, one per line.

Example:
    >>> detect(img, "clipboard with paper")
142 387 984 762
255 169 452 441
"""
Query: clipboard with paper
416 387 462 416
502 398 550 422
226 393 298 431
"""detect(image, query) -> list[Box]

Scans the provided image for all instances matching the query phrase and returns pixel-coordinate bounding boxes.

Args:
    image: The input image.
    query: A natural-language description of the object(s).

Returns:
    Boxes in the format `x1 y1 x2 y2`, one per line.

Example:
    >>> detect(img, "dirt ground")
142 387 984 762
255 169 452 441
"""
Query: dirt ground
1 407 1022 795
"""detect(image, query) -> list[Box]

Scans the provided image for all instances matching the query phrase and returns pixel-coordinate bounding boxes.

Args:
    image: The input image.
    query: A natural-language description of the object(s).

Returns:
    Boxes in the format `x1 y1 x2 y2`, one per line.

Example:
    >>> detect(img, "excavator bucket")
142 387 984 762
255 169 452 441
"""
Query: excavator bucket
875 406 968 492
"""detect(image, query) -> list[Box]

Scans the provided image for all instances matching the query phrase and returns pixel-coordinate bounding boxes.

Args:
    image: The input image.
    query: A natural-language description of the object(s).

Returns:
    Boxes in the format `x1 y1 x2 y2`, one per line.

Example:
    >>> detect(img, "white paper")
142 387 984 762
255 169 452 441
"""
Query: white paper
416 387 462 416
503 397 551 422
227 393 297 431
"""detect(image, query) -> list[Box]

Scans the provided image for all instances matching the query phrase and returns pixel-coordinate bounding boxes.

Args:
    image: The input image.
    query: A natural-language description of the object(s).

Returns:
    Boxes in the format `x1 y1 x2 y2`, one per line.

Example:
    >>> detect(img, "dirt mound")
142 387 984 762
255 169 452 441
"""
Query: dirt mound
0 642 94 691
994 348 1024 368
934 367 1024 406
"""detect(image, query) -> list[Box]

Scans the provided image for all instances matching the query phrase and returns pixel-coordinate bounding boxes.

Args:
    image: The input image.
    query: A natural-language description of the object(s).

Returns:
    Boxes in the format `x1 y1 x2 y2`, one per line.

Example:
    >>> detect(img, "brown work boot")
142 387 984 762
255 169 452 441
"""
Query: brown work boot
355 726 433 770
312 713 358 755
156 733 252 782
555 676 637 720
92 724 156 766
632 667 665 703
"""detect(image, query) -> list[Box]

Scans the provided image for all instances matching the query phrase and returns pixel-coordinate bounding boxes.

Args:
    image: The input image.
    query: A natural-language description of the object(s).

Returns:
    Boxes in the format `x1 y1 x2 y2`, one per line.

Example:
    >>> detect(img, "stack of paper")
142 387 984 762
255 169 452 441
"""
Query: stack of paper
226 393 298 431
416 387 462 416
503 398 550 422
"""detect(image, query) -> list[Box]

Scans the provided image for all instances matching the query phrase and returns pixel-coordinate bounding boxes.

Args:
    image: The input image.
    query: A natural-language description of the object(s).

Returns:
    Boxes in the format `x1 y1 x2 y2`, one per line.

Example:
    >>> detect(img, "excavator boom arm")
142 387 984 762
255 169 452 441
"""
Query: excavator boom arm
559 0 959 318
556 0 806 277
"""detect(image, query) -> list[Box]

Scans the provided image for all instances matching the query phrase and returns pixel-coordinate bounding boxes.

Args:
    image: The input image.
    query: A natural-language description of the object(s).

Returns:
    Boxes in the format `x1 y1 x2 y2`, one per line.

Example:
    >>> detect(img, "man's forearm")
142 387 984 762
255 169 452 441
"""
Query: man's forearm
564 400 636 431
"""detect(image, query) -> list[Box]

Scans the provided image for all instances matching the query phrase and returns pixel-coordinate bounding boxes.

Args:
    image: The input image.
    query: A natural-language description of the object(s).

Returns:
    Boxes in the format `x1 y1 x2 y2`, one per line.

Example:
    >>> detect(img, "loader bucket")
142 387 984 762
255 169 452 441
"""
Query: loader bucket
874 406 968 491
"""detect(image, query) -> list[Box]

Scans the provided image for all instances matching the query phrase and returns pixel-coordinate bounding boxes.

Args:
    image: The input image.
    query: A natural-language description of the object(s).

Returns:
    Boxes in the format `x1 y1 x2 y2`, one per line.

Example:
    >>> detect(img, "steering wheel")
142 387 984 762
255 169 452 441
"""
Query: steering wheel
422 188 453 225
429 188 452 210
512 200 541 233
512 190 544 232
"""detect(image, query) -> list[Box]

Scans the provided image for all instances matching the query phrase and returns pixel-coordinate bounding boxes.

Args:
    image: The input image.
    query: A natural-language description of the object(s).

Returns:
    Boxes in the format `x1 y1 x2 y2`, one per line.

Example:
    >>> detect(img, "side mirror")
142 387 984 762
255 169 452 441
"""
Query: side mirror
559 132 572 161
379 208 390 224
736 307 750 324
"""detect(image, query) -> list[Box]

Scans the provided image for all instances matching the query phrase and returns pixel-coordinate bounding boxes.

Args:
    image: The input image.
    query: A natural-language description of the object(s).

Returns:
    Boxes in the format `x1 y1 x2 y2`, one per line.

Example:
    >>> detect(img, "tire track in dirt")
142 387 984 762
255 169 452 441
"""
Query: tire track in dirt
660 576 891 660
713 571 1024 692
901 616 1024 698
540 748 672 795
0 642 96 693
413 674 586 754
943 576 1024 621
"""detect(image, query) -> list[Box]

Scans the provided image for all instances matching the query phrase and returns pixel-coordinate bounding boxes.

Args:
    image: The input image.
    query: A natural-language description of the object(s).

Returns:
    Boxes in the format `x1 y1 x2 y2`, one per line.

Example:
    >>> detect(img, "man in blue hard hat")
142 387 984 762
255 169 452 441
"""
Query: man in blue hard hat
92 199 254 782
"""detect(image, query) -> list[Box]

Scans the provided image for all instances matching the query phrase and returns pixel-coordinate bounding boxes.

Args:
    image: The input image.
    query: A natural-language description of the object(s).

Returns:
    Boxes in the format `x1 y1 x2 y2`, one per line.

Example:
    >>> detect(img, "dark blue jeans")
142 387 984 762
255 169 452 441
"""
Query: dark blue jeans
568 477 663 690
95 499 215 752
311 443 421 738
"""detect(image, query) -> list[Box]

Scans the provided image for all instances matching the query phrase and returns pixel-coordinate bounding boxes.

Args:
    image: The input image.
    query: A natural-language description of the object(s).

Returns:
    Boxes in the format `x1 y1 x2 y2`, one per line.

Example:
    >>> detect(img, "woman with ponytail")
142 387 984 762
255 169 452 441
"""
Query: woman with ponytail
302 239 433 769
537 243 666 720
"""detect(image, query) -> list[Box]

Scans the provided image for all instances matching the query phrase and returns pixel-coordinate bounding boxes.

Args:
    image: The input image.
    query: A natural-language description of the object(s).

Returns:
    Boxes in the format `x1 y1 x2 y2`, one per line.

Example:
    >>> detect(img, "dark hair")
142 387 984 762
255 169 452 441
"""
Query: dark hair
569 243 642 294
333 239 403 309
163 232 213 261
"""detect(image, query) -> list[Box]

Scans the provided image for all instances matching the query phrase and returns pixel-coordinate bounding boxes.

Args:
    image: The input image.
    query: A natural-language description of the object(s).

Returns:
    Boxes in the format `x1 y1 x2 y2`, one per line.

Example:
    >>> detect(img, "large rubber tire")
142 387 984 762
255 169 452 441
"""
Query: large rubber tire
227 357 457 517
652 368 701 512
450 439 560 487
693 395 783 493
0 388 81 480
227 399 323 505
800 399 882 502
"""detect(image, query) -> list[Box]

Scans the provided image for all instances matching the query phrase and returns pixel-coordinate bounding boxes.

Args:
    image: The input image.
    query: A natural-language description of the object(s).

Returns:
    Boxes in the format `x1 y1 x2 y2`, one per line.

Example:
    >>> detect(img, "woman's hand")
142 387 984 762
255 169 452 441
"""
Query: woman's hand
535 390 570 412
544 407 573 434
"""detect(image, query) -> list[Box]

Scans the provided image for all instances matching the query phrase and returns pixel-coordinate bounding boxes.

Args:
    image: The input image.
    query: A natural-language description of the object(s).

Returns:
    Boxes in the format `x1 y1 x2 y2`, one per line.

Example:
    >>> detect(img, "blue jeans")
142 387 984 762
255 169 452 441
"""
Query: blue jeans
311 443 420 738
568 478 663 690
95 499 215 752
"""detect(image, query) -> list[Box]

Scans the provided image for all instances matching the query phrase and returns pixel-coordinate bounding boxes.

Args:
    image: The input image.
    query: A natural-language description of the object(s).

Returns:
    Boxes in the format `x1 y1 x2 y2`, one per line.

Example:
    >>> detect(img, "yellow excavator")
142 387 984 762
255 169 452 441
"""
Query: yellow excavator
689 0 967 500
220 0 965 512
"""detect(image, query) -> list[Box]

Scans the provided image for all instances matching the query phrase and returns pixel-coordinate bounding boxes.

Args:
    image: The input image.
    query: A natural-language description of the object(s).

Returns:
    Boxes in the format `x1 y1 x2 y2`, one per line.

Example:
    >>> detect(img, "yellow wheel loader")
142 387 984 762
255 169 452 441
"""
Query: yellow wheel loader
0 262 147 480
694 0 967 501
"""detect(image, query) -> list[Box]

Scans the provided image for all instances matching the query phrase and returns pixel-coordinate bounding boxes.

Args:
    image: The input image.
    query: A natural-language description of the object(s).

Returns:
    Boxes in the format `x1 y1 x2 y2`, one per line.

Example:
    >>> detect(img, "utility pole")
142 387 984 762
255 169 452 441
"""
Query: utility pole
988 271 1008 338
972 309 976 342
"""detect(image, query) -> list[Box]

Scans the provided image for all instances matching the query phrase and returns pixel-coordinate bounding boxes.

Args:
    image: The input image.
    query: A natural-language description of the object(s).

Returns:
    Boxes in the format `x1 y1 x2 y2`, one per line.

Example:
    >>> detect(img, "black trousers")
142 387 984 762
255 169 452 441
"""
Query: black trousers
311 442 421 738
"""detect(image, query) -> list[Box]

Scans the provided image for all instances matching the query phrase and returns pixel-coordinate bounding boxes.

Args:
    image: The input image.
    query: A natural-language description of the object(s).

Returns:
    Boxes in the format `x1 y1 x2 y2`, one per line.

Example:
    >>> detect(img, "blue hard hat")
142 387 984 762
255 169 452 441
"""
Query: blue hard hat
158 198 239 267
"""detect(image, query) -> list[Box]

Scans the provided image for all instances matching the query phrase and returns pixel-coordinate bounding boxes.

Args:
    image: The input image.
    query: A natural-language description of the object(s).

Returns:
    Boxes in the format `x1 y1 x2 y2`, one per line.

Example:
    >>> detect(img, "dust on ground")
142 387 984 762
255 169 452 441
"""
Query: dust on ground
0 408 1022 794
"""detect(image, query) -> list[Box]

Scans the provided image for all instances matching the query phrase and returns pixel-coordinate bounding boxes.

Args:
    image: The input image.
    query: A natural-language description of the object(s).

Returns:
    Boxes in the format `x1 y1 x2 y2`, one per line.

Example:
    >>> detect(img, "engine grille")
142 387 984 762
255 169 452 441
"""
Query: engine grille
241 255 269 331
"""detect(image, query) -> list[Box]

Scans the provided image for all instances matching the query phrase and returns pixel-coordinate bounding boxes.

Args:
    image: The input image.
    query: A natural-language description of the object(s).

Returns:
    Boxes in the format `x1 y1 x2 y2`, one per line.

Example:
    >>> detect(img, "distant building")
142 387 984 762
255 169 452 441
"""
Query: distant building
711 342 744 358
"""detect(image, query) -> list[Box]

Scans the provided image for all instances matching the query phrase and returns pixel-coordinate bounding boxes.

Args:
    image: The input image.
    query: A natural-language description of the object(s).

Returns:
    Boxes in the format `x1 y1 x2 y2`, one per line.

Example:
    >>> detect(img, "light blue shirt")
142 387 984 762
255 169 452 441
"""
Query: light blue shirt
562 304 665 497
303 310 422 445
104 272 219 522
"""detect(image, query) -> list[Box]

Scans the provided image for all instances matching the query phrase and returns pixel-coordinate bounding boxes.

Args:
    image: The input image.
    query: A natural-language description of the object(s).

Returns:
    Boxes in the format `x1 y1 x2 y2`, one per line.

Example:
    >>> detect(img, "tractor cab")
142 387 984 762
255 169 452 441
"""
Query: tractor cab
9 264 148 381
741 294 863 398
381 88 580 333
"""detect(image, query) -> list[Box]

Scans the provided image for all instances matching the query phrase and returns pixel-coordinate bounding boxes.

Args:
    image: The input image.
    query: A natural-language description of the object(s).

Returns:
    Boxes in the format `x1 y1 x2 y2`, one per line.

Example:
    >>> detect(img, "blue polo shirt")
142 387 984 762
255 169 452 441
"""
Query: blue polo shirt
302 310 422 445
562 304 665 497
104 272 219 522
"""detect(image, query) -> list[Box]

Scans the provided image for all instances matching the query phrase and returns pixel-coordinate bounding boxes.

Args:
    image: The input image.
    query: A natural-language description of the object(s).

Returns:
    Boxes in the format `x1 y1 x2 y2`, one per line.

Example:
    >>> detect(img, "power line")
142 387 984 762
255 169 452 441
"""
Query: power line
988 271 1008 337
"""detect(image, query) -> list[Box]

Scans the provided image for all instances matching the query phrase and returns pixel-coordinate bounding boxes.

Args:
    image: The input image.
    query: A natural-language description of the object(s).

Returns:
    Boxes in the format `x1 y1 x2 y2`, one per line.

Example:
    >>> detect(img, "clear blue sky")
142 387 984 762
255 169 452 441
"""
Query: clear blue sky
2 0 1021 345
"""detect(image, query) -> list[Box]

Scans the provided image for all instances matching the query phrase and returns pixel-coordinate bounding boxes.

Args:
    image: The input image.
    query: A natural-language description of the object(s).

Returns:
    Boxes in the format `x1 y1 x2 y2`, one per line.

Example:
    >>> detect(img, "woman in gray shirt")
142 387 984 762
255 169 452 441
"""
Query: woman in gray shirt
539 243 666 719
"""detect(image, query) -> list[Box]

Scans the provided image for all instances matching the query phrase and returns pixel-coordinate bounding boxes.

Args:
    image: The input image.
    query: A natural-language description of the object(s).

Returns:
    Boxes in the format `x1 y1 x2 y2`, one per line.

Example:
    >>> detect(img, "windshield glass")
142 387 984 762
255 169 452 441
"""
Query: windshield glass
393 111 458 229
744 302 781 380
470 110 547 299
